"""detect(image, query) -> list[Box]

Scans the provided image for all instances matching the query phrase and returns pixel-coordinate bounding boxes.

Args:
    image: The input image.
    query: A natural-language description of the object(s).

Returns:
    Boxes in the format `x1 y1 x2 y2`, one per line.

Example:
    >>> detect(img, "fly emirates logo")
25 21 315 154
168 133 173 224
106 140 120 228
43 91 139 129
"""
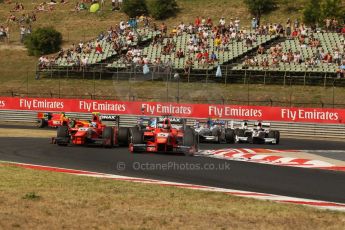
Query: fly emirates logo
141 103 192 115
79 101 126 112
281 108 339 121
19 99 64 109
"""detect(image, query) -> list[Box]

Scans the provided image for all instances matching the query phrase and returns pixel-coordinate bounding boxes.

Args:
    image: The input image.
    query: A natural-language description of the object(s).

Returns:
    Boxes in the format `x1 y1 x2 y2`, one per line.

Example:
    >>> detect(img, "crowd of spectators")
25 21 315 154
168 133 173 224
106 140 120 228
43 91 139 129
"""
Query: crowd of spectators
239 19 345 77
31 10 345 77
38 17 151 69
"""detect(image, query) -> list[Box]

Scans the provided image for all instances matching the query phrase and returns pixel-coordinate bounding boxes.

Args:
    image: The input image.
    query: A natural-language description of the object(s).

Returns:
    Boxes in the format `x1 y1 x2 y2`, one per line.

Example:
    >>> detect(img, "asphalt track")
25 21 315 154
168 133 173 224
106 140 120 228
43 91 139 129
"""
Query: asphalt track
1 136 345 203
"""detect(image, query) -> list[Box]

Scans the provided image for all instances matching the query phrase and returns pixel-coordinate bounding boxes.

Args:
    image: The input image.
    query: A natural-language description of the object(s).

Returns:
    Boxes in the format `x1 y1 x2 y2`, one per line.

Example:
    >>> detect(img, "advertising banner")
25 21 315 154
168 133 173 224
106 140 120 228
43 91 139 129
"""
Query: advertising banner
0 97 344 124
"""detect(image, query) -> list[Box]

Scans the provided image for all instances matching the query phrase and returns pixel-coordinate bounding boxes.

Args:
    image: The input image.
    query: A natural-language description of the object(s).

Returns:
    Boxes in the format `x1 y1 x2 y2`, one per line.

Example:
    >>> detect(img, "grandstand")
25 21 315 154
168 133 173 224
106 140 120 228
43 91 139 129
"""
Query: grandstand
45 28 159 68
232 32 343 74
106 32 278 70
36 16 345 85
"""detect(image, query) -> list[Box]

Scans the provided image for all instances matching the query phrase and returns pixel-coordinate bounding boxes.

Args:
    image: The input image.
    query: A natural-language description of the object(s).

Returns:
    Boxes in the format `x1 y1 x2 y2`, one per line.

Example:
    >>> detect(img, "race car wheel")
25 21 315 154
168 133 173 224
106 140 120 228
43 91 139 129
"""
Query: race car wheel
274 130 280 144
225 129 235 144
129 127 143 144
37 119 47 128
56 126 69 146
211 127 221 136
268 130 275 138
103 127 114 147
235 128 245 137
183 127 197 156
118 127 129 146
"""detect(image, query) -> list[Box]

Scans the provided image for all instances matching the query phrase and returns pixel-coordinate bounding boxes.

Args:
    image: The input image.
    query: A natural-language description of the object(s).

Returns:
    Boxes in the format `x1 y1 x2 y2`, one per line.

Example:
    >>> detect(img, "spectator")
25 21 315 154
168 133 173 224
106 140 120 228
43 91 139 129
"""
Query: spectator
0 26 7 42
339 23 345 34
7 14 17 23
324 18 331 32
10 2 24 12
195 51 202 62
20 25 26 43
210 51 217 63
176 48 184 58
184 57 193 75
234 17 240 32
261 57 269 69
251 18 257 30
160 22 167 36
95 44 103 54
337 60 345 78
286 18 291 38
257 44 265 55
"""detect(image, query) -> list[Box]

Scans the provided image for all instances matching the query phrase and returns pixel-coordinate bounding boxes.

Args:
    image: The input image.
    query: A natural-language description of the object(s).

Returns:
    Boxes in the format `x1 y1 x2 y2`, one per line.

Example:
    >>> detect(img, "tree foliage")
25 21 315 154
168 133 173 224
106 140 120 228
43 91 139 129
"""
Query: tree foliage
303 0 344 25
121 0 148 18
24 27 62 56
321 0 344 20
147 0 178 20
244 0 277 20
303 0 322 25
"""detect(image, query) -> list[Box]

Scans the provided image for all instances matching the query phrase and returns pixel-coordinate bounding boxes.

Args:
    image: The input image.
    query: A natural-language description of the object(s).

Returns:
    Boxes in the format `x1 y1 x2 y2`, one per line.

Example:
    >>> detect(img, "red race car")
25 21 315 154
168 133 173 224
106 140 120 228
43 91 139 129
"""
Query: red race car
37 112 70 128
52 113 129 147
129 117 199 156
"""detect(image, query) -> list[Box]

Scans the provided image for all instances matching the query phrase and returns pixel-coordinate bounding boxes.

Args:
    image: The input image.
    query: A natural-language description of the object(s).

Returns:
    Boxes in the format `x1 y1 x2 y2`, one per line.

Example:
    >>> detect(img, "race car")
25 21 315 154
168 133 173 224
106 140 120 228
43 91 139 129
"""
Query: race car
52 113 129 147
129 116 198 156
193 119 235 143
234 121 280 144
37 112 69 128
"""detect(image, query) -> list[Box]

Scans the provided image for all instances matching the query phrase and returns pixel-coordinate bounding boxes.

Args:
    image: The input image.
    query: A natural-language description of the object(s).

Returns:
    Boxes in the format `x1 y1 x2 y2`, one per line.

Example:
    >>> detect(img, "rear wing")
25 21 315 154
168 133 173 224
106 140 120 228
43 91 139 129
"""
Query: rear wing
99 114 120 127
157 117 185 124
157 117 186 129
194 119 229 128
254 121 271 128
228 120 255 129
37 112 57 120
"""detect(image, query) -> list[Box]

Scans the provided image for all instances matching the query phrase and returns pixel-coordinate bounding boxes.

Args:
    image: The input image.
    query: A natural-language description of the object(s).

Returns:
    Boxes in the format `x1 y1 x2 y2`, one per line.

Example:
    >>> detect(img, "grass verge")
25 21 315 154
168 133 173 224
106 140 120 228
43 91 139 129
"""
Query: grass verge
0 164 345 229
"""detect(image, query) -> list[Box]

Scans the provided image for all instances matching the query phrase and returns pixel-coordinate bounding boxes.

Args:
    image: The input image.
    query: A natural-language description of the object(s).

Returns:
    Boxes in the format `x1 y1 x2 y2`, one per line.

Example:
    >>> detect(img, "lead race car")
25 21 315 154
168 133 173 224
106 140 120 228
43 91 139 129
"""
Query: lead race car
193 118 235 144
234 121 280 144
128 116 199 156
52 113 129 147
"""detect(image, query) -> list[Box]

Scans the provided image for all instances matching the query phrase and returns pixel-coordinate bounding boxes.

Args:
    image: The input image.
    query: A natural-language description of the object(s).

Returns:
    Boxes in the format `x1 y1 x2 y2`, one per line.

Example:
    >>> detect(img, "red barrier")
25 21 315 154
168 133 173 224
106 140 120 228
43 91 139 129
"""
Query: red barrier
0 97 344 124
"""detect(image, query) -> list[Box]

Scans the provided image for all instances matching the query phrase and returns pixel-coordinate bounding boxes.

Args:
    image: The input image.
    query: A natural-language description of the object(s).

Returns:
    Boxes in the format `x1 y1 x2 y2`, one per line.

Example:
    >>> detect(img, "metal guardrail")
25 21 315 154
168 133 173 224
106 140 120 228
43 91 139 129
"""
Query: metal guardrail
0 110 344 139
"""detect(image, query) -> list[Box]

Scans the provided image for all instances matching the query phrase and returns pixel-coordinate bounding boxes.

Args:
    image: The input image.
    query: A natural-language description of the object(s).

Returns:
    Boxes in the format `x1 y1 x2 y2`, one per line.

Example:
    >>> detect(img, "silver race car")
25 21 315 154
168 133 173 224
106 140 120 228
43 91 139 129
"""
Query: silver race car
194 119 235 144
234 121 280 144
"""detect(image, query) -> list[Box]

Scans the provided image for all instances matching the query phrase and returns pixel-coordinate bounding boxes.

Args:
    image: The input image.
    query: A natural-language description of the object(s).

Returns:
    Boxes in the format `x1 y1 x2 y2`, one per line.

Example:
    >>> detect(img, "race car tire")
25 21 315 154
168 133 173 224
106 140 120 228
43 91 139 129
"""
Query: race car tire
252 138 259 144
275 130 280 144
268 130 275 138
183 127 197 156
118 127 129 146
211 127 221 136
56 126 69 146
129 127 143 144
235 128 245 137
225 128 235 143
37 119 47 128
103 127 114 147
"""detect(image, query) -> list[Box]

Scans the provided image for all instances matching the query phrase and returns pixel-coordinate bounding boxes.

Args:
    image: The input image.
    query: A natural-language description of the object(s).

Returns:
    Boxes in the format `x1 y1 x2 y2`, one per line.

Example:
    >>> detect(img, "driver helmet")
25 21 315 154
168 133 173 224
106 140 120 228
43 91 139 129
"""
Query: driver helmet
257 122 262 129
91 121 97 128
